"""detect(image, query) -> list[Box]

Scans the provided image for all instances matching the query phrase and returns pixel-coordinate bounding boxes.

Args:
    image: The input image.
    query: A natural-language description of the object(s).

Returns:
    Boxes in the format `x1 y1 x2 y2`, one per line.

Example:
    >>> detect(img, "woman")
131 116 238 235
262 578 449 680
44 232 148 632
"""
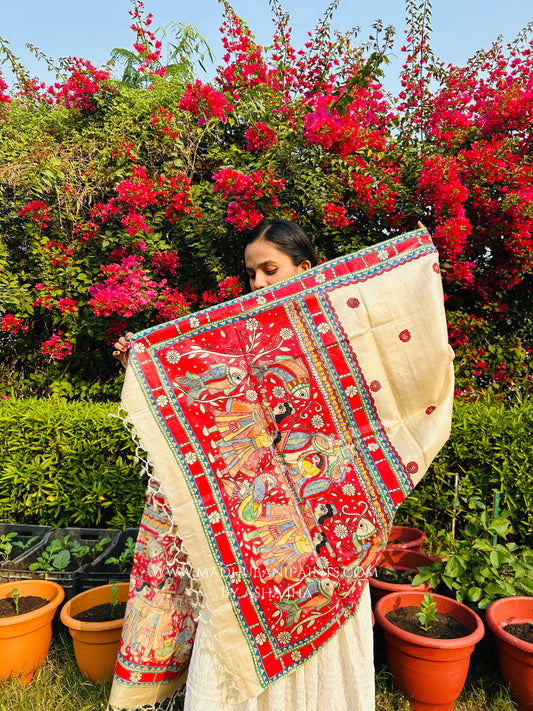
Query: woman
111 218 376 711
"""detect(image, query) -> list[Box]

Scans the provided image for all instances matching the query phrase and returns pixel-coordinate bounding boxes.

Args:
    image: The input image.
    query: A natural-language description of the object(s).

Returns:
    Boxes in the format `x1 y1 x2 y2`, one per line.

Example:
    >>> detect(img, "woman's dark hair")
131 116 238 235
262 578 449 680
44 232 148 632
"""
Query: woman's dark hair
314 531 329 554
317 503 336 525
245 218 318 267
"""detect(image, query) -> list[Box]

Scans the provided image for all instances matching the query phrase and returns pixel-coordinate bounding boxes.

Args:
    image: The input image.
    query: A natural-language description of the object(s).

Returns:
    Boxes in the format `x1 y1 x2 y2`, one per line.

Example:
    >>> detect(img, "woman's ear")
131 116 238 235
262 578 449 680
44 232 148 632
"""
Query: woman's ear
298 260 312 273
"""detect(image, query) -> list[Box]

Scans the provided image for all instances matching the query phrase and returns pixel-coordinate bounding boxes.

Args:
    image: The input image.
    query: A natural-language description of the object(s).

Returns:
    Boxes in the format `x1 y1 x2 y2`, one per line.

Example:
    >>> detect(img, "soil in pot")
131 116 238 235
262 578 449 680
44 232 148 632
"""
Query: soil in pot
0 595 49 617
73 601 127 623
386 606 471 639
504 622 533 645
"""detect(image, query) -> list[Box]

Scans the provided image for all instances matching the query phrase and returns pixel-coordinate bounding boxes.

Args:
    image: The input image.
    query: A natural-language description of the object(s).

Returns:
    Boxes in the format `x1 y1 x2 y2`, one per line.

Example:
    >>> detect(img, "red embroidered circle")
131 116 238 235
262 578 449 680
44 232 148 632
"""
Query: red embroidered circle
370 380 381 392
426 406 436 415
433 263 440 274
347 298 360 308
406 461 419 474
399 329 411 342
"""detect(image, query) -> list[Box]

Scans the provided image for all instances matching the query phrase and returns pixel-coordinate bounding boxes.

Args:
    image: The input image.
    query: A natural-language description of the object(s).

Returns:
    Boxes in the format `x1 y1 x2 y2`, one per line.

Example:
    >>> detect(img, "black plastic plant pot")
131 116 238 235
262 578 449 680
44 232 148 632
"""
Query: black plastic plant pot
0 527 120 600
0 523 54 569
80 528 139 591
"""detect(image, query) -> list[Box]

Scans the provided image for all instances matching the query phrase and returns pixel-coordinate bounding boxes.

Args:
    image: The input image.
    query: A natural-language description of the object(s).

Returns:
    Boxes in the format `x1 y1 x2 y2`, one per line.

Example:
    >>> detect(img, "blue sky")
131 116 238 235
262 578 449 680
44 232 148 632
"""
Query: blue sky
2 1 532 95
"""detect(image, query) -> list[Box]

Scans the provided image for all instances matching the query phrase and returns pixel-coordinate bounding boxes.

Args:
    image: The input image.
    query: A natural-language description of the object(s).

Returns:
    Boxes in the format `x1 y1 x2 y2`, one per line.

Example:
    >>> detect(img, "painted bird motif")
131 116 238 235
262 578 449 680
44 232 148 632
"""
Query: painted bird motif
273 577 338 627
174 364 247 405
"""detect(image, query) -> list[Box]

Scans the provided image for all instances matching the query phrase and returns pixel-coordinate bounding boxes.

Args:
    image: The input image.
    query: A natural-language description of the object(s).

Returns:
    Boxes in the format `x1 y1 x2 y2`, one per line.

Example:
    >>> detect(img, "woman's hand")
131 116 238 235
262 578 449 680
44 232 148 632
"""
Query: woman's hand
113 332 133 368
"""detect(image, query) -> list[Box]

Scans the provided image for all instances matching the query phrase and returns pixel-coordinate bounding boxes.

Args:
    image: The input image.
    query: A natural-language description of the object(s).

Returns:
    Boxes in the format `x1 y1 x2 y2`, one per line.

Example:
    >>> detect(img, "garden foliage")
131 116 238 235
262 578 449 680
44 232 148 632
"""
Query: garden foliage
0 398 145 528
395 398 533 544
1 397 530 548
0 0 531 401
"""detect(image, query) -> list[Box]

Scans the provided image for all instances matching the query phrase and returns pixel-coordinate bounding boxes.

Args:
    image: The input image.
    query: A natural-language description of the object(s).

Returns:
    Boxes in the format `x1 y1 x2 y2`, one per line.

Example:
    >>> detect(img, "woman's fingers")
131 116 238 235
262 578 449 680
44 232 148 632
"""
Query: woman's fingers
113 332 134 366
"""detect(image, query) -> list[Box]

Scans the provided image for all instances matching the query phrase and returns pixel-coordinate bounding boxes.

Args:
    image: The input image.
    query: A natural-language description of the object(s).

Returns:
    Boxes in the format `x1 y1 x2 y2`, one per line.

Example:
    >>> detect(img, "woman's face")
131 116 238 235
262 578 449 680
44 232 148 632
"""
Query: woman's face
244 238 311 291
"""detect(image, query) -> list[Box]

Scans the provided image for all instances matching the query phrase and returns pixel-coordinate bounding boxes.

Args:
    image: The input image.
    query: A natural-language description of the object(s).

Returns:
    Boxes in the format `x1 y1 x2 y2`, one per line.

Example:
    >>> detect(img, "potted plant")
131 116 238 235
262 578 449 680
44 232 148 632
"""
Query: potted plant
0 524 53 578
1 527 119 600
385 525 427 552
80 528 138 591
374 590 484 710
411 509 533 614
0 578 65 684
60 581 129 683
369 549 436 607
486 596 533 711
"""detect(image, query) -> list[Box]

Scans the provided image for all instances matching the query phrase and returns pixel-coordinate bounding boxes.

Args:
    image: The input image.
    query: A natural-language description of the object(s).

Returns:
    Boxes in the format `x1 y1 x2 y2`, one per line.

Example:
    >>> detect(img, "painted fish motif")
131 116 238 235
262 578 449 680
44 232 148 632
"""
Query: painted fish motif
174 364 247 405
251 356 311 400
273 577 338 627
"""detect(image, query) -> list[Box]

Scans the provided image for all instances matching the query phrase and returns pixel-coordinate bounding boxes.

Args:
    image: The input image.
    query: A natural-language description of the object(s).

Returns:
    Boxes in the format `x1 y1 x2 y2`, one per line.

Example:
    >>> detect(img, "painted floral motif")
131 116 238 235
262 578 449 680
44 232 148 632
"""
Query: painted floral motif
433 263 441 274
347 298 359 308
370 380 381 392
317 322 329 334
406 461 419 474
156 395 169 408
334 523 349 539
166 350 180 364
184 451 197 464
345 385 357 397
209 511 221 524
426 405 436 414
189 316 201 329
133 342 146 353
277 631 291 645
399 329 411 342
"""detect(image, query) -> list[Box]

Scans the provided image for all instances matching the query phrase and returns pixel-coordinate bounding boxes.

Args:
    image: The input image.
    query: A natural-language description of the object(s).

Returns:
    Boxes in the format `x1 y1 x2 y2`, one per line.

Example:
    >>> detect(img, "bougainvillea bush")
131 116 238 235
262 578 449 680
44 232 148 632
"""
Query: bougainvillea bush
0 0 531 401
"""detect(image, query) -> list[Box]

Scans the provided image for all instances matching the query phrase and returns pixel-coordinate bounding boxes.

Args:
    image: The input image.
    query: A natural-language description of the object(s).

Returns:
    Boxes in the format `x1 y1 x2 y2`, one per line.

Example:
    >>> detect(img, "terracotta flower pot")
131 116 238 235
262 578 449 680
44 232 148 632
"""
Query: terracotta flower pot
374 590 484 711
386 525 427 552
0 579 65 684
486 596 533 711
60 581 129 683
369 549 435 607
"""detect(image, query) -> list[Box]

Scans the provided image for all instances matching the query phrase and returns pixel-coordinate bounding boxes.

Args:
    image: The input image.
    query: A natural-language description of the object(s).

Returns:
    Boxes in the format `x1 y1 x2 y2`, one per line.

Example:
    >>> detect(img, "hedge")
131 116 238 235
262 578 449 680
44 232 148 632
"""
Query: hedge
0 398 145 528
395 398 533 544
1 398 531 543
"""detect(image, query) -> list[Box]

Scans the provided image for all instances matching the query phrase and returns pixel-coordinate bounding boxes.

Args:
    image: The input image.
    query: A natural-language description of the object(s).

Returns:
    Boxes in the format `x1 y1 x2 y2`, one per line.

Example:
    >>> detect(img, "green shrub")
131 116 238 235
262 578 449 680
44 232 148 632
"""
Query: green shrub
395 398 533 545
0 398 145 528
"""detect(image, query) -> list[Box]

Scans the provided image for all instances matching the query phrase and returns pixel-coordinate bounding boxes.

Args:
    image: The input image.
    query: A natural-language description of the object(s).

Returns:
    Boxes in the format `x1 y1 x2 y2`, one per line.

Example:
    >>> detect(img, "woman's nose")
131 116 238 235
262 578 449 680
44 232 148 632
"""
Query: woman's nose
253 273 267 290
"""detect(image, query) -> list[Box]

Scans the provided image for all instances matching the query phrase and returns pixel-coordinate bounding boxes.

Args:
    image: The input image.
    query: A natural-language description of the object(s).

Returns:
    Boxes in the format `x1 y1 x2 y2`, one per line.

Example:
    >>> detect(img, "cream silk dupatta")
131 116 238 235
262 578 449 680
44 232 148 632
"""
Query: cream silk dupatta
109 227 454 710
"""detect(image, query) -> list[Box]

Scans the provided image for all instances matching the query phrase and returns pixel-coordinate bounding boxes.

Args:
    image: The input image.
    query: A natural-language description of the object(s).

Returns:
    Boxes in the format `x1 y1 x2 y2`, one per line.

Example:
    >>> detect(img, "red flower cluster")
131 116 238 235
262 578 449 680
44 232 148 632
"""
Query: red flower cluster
89 256 160 318
40 333 73 361
42 240 74 267
323 203 350 228
129 0 166 78
200 276 243 308
245 122 277 152
19 200 51 229
156 287 193 322
178 80 234 125
1 314 27 334
50 58 112 114
213 168 285 231
151 251 180 276
0 72 11 119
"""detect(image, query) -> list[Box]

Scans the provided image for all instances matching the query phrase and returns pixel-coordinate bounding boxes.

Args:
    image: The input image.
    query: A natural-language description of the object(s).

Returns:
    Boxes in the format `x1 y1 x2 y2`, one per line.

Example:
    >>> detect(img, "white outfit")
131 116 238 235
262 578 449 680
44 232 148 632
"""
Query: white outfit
184 583 375 711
